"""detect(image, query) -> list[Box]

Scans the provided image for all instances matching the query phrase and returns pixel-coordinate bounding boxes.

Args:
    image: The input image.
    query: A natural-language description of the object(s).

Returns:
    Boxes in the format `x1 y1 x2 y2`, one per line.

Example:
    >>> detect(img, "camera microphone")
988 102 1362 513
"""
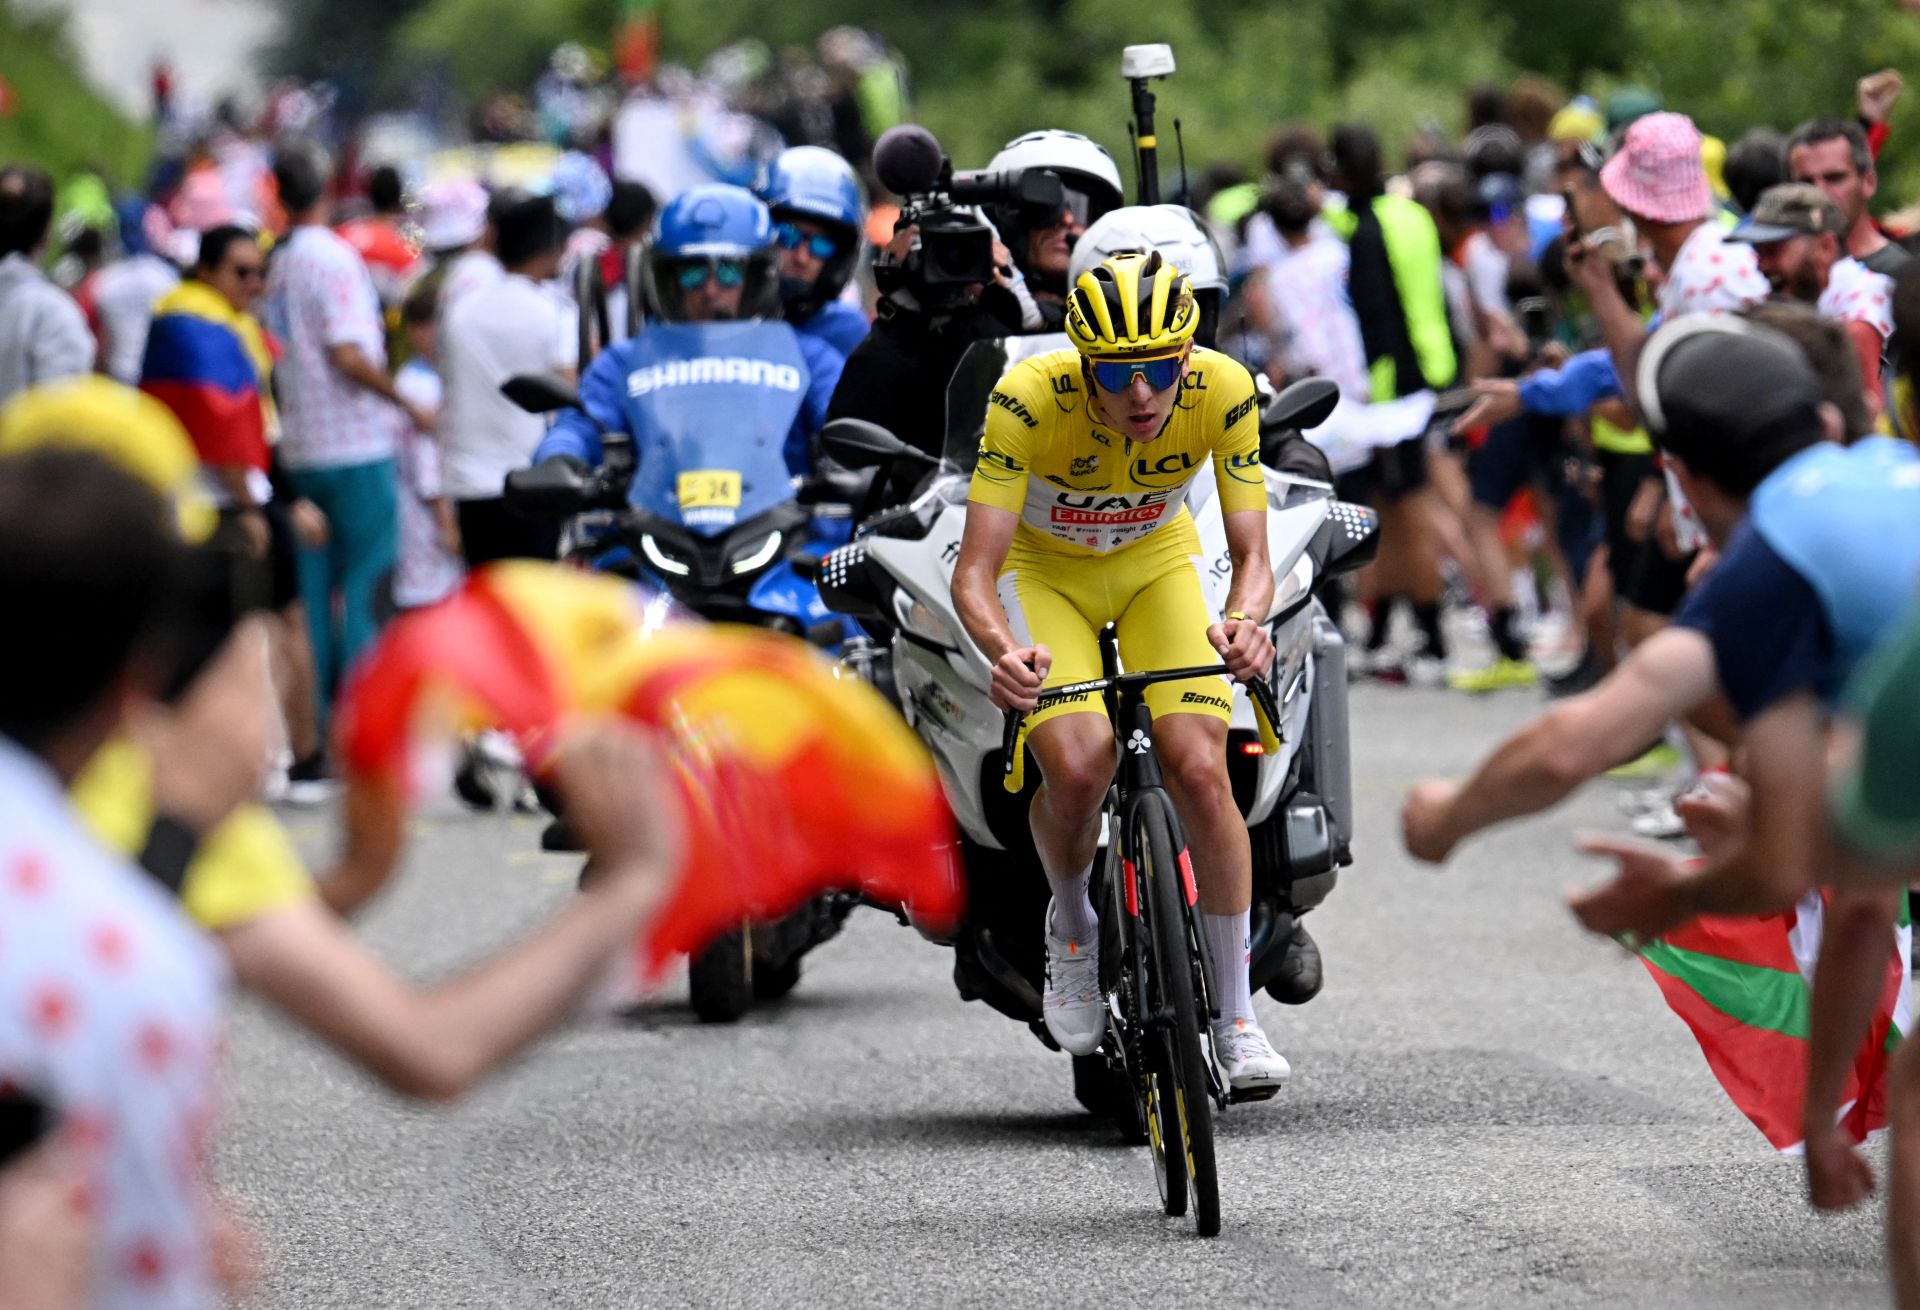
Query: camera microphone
874 125 947 197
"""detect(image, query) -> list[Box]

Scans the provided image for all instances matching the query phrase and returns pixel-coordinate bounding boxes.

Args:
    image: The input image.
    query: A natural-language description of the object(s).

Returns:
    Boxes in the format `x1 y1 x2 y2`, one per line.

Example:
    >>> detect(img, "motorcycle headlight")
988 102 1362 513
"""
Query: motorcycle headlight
639 533 692 577
728 530 785 576
892 589 956 647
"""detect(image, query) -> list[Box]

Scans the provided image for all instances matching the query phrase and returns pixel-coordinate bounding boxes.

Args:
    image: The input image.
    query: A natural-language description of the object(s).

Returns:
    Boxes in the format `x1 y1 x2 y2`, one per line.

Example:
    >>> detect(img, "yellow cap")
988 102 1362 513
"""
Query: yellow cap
0 377 217 542
1548 103 1605 145
1700 134 1729 201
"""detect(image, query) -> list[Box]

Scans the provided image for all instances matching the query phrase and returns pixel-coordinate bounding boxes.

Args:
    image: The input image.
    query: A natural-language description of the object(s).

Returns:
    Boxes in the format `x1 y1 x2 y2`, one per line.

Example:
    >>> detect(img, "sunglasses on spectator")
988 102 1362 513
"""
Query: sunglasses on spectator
1089 355 1184 393
674 260 747 290
774 223 839 260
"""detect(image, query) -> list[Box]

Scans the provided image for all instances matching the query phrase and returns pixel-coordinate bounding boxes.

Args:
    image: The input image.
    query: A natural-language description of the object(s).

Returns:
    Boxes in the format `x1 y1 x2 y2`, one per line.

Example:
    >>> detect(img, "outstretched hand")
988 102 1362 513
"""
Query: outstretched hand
1453 378 1522 435
1566 833 1695 945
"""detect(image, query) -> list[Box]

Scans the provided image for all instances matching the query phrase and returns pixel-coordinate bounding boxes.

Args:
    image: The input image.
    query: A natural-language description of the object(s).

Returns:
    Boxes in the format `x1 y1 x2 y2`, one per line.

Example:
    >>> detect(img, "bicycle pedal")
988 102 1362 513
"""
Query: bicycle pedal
1227 1083 1286 1105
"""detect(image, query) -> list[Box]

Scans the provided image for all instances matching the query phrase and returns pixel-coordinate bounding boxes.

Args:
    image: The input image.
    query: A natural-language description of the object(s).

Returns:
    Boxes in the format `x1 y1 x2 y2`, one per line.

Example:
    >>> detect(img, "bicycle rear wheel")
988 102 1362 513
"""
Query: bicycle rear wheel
1137 794 1221 1237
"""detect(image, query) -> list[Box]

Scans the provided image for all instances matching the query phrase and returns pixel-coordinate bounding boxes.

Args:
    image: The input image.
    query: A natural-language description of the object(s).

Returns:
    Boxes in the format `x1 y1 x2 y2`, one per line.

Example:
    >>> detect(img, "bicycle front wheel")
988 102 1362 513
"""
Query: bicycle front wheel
1137 793 1221 1237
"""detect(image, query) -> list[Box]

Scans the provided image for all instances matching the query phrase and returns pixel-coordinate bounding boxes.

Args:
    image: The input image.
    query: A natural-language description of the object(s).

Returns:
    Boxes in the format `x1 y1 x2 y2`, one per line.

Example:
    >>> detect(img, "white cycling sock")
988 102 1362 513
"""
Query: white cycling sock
1047 863 1097 940
1203 910 1254 1025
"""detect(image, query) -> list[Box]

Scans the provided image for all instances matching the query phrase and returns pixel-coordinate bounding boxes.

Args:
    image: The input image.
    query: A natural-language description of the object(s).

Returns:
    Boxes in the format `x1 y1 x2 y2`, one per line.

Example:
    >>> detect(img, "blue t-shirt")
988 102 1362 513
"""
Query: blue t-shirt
1674 437 1920 720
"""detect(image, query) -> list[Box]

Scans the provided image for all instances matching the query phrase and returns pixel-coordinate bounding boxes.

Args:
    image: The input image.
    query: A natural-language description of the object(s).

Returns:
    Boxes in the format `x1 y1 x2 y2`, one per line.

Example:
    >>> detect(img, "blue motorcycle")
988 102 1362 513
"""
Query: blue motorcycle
503 321 870 1021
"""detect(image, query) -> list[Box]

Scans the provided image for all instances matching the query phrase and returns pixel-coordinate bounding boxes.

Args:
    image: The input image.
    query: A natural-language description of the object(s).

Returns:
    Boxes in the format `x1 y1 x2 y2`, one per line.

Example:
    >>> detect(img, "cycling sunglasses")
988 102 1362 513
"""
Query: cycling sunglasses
1089 355 1185 394
774 223 840 261
674 259 747 290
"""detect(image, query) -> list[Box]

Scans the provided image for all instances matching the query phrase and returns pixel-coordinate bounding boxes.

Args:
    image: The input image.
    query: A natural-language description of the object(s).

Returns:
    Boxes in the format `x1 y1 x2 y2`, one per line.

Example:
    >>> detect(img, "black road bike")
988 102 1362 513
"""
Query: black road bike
1000 628 1285 1238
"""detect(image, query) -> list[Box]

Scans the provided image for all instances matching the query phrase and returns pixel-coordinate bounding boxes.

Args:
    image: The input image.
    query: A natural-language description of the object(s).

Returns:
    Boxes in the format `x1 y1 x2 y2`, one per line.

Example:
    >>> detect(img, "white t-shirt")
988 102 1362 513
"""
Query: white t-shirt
392 360 464 608
92 254 181 384
1656 220 1769 320
1821 256 1895 342
1263 233 1370 403
0 739 228 1310
260 225 397 470
439 248 504 314
438 273 578 500
1654 222 1770 553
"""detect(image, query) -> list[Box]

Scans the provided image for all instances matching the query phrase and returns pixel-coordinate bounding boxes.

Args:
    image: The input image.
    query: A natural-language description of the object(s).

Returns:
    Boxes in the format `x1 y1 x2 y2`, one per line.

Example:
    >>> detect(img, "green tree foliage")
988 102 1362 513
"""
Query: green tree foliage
360 0 1920 209
0 0 152 184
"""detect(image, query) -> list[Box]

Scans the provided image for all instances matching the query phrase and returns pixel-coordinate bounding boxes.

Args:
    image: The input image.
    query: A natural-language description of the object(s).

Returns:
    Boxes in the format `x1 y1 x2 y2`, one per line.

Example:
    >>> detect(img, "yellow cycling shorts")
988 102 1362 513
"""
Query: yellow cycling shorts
996 513 1232 734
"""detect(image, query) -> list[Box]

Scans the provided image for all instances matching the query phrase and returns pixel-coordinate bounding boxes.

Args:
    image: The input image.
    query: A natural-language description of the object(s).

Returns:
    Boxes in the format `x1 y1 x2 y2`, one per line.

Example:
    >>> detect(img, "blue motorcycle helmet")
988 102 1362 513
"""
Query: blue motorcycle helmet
644 184 783 323
757 146 865 319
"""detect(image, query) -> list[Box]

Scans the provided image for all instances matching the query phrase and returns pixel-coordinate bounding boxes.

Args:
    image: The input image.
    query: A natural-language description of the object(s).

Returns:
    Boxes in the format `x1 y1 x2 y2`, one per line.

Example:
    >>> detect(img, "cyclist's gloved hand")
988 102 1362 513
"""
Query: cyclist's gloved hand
1208 617 1275 684
990 645 1050 713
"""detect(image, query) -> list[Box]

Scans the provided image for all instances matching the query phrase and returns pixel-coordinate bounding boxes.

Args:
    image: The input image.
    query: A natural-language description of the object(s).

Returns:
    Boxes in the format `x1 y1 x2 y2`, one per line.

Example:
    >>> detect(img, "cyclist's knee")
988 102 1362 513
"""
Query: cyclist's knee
1156 720 1233 810
1030 716 1116 812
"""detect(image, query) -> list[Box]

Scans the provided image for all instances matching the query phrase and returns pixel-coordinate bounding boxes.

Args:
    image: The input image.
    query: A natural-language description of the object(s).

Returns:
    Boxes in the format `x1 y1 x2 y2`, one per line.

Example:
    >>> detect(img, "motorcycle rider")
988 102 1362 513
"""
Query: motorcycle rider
950 250 1292 1094
980 129 1125 329
536 184 843 480
759 145 870 360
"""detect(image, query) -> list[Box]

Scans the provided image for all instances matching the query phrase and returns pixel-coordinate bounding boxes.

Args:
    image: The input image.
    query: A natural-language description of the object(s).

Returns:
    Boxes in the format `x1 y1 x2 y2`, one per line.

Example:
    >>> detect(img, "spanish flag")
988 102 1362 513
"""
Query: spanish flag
138 281 273 475
335 563 962 973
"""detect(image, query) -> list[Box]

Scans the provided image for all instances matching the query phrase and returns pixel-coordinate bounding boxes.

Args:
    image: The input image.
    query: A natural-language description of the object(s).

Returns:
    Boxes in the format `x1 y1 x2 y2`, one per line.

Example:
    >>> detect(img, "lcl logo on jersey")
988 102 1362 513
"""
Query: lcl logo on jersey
1131 450 1197 484
1224 450 1264 484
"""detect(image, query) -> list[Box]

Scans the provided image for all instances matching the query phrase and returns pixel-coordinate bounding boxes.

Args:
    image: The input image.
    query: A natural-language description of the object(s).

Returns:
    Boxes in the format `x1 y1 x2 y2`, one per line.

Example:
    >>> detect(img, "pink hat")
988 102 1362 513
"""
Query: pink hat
1601 112 1713 225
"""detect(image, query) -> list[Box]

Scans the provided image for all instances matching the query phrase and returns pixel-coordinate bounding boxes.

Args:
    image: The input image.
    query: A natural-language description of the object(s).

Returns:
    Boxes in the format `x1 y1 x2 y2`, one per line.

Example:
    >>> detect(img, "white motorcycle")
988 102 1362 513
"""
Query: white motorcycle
815 335 1378 1112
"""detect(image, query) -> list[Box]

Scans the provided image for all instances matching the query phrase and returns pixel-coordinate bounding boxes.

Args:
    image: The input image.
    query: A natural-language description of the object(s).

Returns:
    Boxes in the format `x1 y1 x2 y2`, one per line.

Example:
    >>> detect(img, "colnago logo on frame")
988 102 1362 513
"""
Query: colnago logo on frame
627 358 804 397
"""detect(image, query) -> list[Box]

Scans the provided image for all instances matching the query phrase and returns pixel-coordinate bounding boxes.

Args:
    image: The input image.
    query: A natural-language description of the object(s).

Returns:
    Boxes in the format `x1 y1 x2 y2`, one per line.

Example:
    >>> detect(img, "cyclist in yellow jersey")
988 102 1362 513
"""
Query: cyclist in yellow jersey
951 251 1291 1093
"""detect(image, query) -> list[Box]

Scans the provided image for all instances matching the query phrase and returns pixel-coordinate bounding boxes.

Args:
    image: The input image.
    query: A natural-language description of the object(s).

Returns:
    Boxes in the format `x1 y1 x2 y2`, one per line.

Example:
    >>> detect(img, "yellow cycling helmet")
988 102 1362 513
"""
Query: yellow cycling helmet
0 377 216 542
1064 250 1198 360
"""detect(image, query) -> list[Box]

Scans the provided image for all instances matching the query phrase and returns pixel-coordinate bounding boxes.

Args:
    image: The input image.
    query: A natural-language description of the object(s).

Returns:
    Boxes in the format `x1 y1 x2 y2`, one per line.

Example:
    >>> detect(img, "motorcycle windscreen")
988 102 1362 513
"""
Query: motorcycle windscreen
621 321 809 537
941 332 1073 475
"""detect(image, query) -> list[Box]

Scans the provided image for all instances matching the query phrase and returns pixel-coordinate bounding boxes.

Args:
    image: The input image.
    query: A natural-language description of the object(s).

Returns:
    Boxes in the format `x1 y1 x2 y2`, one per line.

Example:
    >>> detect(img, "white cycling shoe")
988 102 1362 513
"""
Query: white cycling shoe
1212 1016 1291 1095
1042 903 1105 1057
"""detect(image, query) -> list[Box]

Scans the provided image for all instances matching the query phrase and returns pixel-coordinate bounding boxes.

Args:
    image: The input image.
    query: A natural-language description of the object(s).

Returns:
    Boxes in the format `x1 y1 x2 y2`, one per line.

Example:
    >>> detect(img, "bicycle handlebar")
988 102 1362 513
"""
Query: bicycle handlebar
1000 663 1284 793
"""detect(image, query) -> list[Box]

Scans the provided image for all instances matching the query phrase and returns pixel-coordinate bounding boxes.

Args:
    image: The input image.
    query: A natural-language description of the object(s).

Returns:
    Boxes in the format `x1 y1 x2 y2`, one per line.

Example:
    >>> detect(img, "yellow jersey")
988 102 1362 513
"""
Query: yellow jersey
968 346 1266 554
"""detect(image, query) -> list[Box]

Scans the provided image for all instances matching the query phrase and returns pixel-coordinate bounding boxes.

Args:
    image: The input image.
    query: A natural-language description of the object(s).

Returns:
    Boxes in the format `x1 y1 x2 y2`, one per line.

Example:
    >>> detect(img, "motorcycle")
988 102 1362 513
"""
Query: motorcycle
809 333 1378 1116
502 321 872 1024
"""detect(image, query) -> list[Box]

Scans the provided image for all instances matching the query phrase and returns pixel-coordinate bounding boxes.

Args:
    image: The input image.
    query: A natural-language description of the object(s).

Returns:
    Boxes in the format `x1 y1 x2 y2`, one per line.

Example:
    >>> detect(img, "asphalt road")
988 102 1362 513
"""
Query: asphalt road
225 682 1889 1309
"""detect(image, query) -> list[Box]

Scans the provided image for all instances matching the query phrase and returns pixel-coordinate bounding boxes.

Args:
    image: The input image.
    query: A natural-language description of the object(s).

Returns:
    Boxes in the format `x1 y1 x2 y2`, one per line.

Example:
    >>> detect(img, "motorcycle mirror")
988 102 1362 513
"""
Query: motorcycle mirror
501 373 584 415
820 418 933 470
504 456 594 515
1263 377 1340 434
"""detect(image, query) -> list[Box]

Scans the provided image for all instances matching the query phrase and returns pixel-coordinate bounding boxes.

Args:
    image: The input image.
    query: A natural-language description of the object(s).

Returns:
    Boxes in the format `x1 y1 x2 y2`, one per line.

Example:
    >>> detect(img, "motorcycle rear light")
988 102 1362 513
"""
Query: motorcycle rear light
1240 742 1266 756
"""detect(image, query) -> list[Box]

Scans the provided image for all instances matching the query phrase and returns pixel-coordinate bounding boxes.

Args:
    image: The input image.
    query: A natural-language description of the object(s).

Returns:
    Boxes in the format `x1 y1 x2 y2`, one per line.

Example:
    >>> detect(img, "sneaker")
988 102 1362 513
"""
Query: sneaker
1630 801 1689 841
1446 657 1537 694
1212 1016 1291 1094
1605 742 1682 781
1042 903 1105 1057
1406 653 1448 688
282 753 336 807
1544 650 1606 699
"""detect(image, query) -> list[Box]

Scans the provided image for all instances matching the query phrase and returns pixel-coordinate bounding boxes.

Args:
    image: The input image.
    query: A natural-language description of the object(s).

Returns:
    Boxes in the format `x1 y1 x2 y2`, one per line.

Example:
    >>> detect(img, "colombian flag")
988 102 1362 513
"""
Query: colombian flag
139 281 272 474
334 563 962 974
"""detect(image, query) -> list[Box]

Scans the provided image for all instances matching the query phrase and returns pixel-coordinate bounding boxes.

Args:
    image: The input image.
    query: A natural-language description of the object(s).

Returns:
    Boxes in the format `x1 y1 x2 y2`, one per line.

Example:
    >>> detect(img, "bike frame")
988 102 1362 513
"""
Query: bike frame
1000 631 1284 1073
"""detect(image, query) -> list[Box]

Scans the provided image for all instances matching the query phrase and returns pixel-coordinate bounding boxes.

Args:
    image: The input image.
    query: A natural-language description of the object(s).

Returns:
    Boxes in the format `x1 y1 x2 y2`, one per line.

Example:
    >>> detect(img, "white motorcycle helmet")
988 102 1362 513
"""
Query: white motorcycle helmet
984 129 1124 290
1068 203 1229 347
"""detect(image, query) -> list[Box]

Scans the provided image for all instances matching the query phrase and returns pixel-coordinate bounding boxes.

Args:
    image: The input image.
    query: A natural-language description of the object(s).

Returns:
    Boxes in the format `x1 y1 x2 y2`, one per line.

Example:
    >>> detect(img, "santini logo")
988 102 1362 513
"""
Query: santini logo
628 358 803 397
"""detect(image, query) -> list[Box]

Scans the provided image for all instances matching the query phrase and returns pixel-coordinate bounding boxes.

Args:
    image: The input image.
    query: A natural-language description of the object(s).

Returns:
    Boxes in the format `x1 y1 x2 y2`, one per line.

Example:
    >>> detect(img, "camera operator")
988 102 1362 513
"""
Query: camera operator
828 125 1120 471
979 129 1123 329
